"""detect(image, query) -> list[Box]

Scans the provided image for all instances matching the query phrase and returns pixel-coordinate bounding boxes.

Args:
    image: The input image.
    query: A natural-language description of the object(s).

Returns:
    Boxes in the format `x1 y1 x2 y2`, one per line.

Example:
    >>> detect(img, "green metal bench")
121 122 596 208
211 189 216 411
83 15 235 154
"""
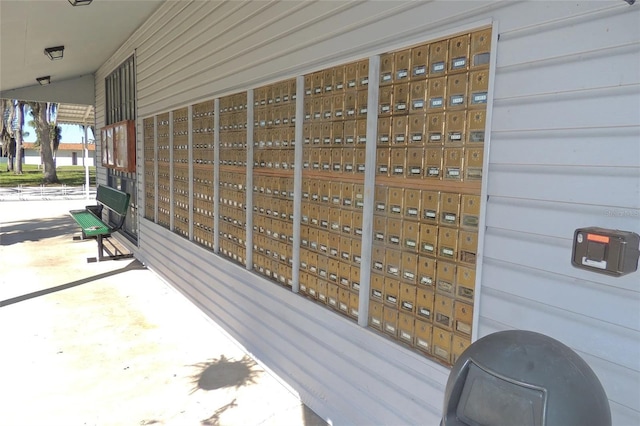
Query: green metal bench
69 184 133 262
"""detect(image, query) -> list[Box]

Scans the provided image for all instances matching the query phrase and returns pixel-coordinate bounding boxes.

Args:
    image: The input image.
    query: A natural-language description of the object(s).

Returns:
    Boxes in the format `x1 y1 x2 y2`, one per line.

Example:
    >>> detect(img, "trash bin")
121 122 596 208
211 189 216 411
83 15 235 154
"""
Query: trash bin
441 330 611 426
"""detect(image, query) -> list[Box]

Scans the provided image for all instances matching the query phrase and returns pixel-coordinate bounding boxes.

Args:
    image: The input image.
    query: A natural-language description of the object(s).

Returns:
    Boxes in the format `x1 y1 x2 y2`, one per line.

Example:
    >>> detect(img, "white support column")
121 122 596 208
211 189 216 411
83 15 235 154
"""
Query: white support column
188 105 194 241
358 55 380 327
471 22 500 343
213 99 220 253
83 125 90 200
169 111 174 231
291 75 304 293
245 90 254 271
153 115 158 223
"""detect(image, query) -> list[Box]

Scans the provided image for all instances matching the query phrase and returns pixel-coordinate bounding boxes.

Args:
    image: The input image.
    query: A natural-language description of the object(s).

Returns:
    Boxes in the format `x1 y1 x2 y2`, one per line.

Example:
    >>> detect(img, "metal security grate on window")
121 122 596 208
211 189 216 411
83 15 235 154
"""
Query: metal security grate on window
105 55 136 125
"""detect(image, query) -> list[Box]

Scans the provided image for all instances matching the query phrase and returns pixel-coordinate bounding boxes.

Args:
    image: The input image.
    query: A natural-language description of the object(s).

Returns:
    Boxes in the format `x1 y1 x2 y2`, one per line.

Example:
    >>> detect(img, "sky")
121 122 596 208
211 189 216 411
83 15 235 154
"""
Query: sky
23 123 94 144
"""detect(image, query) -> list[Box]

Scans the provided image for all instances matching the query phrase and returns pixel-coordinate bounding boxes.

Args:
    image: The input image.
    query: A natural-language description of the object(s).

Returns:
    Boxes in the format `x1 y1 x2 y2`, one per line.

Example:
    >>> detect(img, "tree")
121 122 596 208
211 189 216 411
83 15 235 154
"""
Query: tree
1 136 16 172
50 123 62 161
1 99 30 173
28 101 59 184
14 101 25 174
0 99 16 172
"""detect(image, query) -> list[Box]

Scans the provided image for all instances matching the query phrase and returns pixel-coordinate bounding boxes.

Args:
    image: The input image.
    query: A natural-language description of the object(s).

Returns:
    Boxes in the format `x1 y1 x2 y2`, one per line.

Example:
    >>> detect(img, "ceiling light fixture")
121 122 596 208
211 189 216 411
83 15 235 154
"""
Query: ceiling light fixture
36 76 51 86
68 0 93 5
44 45 65 60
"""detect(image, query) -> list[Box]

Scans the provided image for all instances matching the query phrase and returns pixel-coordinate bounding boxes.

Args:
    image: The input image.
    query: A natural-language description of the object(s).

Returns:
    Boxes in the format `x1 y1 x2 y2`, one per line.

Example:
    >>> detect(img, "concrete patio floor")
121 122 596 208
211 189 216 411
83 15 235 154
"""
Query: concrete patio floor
0 199 327 426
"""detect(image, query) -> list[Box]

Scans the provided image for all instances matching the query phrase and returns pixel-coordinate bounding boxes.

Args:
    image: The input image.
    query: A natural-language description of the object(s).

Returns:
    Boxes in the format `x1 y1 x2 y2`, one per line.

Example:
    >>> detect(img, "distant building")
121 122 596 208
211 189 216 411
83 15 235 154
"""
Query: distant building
22 142 95 167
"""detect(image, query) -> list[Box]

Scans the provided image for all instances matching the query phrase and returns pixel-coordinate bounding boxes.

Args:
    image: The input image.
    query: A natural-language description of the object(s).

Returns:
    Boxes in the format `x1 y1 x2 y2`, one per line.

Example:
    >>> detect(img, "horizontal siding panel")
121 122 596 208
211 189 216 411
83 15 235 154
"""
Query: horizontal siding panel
491 84 640 131
138 2 281 87
487 164 640 207
483 227 640 292
136 1 226 75
479 286 639 372
489 127 640 168
495 42 640 100
608 401 640 426
496 5 640 69
137 219 447 425
137 1 395 102
493 2 624 35
577 351 640 417
482 258 640 331
237 0 498 68
484 197 640 242
137 1 354 83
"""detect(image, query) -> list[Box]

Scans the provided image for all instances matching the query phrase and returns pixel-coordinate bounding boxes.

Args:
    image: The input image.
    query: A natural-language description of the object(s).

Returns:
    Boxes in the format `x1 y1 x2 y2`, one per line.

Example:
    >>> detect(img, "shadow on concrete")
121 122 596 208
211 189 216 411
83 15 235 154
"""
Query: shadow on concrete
190 355 261 426
191 355 328 426
139 420 162 425
0 259 145 308
201 398 238 426
0 215 77 246
190 354 260 393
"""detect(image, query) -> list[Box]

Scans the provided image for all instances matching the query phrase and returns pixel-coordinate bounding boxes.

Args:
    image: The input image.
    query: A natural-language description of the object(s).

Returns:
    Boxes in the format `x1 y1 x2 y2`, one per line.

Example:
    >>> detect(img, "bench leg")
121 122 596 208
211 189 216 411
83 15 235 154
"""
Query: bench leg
87 235 106 263
87 234 133 263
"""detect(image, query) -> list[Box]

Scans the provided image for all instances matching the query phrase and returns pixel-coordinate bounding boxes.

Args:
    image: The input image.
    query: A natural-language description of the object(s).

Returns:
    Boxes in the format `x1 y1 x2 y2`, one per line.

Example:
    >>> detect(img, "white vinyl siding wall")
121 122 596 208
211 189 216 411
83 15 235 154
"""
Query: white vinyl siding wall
481 4 640 424
95 1 640 424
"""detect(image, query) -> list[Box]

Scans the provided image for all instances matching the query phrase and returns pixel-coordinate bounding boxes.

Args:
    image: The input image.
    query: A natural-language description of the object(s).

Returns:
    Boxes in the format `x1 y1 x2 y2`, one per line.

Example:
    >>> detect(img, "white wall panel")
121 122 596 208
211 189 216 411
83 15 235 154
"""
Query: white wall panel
572 347 640 412
492 85 640 131
607 402 640 426
496 5 640 66
495 43 640 99
490 127 640 167
479 285 639 370
483 2 640 424
481 257 640 330
487 164 639 207
93 0 640 423
484 197 639 239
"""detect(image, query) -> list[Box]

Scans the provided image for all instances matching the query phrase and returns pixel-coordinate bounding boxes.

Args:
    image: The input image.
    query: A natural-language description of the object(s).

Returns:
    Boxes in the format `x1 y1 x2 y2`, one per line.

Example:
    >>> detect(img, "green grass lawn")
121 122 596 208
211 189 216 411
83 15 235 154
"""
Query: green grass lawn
0 164 96 187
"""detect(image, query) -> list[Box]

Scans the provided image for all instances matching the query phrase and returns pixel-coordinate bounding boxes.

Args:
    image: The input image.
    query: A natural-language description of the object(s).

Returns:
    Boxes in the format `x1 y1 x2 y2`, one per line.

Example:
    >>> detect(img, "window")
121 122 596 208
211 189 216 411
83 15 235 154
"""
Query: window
105 55 135 125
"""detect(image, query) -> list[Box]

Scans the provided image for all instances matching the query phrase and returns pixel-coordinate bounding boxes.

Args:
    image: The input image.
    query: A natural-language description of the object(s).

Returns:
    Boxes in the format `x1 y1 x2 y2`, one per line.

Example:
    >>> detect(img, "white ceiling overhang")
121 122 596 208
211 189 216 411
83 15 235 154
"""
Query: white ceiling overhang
57 102 95 126
0 0 164 105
